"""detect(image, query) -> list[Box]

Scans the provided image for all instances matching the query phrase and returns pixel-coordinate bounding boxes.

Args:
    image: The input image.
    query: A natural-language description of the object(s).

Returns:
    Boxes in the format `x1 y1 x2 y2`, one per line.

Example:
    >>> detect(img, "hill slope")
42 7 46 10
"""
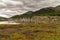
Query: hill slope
11 5 60 18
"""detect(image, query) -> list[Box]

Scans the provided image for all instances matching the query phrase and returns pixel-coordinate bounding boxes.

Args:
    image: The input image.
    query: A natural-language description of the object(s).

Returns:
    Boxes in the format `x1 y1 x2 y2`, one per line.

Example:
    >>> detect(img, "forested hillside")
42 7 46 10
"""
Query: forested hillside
11 5 60 18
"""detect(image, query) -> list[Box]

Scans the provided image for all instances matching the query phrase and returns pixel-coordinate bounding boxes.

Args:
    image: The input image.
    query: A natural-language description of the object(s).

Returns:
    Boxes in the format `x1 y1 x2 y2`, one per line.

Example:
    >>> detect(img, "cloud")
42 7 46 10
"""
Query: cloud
0 0 60 18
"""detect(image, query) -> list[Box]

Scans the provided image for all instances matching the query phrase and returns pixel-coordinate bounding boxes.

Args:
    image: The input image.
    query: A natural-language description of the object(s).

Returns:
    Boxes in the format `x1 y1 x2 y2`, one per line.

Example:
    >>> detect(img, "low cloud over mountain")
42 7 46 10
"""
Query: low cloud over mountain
0 0 60 18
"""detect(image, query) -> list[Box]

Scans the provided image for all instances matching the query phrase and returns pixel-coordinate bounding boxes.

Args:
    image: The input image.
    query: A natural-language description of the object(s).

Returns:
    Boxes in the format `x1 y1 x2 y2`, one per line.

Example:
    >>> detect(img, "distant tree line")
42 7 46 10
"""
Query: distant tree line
9 16 60 23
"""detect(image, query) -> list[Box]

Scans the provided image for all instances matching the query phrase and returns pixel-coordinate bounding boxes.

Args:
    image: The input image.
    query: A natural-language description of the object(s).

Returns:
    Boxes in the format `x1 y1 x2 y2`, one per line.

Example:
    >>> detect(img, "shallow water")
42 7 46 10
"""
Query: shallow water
0 21 19 24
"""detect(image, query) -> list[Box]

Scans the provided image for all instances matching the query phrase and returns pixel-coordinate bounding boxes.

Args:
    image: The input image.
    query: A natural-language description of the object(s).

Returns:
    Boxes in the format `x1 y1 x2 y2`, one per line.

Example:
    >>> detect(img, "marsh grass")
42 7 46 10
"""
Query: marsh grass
0 23 60 40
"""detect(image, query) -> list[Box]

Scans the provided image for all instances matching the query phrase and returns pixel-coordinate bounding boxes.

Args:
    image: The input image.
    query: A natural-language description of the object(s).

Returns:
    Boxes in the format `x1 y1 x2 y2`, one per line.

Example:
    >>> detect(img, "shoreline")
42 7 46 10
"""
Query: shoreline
0 21 19 24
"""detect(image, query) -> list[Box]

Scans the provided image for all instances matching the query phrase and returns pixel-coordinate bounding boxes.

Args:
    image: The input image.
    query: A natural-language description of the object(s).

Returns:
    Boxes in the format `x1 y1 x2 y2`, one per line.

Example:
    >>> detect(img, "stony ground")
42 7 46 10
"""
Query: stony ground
0 23 60 40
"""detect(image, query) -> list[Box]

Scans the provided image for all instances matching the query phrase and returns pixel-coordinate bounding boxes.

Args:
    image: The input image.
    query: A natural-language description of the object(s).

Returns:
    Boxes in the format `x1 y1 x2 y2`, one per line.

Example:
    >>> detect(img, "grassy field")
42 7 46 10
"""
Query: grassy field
0 23 60 40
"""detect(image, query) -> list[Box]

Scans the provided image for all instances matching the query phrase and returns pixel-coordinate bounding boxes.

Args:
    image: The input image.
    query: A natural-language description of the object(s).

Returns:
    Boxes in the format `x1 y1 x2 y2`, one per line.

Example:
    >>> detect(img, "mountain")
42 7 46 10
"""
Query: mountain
11 5 60 18
54 5 60 11
11 11 33 18
33 5 60 16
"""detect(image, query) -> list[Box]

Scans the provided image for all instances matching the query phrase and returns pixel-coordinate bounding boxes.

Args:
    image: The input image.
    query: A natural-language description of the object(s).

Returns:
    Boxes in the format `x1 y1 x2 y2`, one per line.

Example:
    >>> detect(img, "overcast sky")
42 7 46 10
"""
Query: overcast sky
0 0 60 18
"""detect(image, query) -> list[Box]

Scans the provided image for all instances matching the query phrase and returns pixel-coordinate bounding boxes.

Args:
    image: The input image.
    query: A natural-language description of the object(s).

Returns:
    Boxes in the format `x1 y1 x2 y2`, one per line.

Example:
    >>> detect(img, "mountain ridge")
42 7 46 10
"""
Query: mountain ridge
11 5 60 18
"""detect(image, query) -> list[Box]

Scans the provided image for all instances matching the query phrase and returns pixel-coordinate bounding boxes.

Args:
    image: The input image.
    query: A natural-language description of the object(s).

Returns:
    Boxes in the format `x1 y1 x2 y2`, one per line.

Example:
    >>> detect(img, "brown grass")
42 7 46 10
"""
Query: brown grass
0 23 60 40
